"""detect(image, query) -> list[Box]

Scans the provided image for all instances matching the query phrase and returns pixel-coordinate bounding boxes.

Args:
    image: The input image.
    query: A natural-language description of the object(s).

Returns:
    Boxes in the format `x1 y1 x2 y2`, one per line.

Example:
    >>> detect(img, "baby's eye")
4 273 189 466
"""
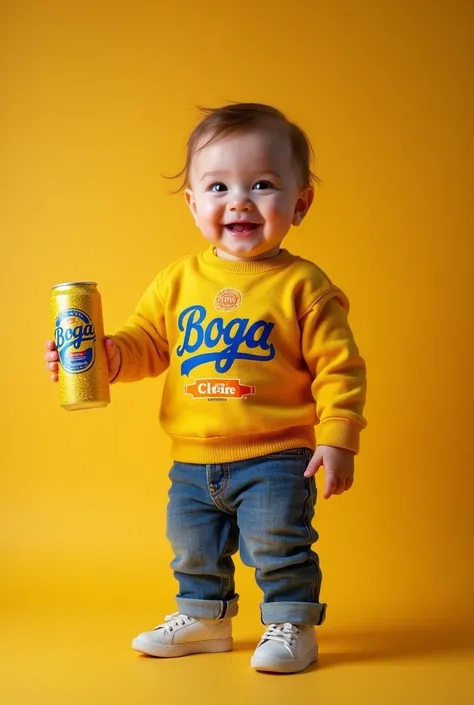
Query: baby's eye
253 180 274 191
209 182 228 193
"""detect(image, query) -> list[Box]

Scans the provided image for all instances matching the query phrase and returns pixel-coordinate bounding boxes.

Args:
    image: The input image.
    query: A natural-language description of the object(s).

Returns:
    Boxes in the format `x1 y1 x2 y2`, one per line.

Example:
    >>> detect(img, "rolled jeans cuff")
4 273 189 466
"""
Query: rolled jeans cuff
176 594 239 620
260 601 327 626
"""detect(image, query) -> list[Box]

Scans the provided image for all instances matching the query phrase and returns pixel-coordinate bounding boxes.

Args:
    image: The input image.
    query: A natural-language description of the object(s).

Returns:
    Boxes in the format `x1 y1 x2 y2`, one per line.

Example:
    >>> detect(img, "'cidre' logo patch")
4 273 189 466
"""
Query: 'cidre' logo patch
185 378 255 400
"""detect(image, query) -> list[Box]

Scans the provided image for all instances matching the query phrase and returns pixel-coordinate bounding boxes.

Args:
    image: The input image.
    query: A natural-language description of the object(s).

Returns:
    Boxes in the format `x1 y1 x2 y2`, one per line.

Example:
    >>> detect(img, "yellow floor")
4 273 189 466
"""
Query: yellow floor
2 610 473 705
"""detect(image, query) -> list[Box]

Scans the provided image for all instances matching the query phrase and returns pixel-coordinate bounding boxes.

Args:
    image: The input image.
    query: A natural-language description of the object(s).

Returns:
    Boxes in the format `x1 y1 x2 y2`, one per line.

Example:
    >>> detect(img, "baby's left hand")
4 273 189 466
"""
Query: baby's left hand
304 445 355 500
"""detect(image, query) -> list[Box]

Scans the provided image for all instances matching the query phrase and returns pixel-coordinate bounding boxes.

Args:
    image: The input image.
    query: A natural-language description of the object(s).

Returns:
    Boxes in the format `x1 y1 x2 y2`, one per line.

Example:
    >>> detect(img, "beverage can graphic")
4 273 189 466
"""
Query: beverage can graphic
51 282 110 411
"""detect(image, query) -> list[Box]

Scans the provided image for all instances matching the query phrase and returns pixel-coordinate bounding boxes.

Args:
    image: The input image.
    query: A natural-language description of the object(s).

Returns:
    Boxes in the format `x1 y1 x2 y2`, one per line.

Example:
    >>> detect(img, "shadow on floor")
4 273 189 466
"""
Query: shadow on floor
234 623 474 671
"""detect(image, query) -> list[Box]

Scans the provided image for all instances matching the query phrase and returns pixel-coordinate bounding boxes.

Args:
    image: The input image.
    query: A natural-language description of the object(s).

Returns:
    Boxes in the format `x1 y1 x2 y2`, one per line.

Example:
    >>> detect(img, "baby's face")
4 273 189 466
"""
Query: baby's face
185 128 313 260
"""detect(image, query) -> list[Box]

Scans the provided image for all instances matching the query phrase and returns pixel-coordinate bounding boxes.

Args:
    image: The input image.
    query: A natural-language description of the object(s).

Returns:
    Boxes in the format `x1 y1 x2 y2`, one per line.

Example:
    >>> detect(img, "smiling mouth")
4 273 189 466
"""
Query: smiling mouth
224 223 261 234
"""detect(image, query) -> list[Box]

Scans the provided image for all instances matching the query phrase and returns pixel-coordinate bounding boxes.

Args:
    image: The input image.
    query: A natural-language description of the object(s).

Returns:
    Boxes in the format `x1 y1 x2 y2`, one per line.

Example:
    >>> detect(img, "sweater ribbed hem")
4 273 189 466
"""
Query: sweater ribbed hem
170 426 316 464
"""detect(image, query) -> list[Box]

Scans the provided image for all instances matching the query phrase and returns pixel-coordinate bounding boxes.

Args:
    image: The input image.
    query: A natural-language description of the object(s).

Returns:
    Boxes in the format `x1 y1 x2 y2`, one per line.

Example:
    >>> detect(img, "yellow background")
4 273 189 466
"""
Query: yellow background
1 1 473 703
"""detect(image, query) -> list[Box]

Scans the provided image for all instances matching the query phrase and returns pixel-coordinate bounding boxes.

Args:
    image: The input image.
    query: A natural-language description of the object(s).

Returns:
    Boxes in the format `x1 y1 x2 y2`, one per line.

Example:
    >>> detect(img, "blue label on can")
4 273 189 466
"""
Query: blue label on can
54 308 96 374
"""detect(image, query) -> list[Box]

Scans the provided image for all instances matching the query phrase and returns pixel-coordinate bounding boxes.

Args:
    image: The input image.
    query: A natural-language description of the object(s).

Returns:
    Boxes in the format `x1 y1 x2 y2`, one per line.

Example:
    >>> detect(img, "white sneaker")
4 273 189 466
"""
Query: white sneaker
131 612 233 658
251 622 318 673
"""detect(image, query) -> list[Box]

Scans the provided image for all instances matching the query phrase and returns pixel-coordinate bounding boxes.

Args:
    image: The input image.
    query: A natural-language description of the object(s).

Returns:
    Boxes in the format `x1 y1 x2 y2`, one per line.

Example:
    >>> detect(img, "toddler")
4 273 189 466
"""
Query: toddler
45 103 367 673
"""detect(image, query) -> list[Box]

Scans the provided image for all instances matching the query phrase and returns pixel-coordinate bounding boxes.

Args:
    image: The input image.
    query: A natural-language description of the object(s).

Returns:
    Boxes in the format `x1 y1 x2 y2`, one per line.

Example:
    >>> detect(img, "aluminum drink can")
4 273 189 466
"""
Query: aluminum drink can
51 281 110 410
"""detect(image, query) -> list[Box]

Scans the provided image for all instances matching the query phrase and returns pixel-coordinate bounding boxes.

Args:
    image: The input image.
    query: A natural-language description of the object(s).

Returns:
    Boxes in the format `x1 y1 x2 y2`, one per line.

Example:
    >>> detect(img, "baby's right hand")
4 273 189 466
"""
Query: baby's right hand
44 337 121 383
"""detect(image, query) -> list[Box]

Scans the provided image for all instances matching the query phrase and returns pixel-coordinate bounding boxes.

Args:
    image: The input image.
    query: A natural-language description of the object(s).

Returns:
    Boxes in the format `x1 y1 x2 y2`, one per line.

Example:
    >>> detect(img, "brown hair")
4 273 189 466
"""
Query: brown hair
168 102 321 192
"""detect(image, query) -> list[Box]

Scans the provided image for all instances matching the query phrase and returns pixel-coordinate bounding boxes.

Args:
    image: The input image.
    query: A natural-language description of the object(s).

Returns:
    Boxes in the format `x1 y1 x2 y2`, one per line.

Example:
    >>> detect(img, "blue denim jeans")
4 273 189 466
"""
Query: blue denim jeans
166 448 327 626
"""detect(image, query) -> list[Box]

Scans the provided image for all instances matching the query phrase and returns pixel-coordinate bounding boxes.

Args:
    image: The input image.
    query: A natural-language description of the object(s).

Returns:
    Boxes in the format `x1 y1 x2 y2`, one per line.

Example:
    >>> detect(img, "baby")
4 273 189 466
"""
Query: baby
45 103 367 673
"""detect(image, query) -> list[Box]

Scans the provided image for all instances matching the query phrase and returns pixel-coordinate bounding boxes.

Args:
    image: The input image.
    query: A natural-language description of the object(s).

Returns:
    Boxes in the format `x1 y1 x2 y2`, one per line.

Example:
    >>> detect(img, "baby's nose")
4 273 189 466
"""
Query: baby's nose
230 197 253 212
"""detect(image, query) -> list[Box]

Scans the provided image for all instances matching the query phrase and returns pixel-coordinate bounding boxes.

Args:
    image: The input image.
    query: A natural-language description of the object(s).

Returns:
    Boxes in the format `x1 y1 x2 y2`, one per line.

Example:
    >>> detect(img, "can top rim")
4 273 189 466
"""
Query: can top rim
52 281 97 289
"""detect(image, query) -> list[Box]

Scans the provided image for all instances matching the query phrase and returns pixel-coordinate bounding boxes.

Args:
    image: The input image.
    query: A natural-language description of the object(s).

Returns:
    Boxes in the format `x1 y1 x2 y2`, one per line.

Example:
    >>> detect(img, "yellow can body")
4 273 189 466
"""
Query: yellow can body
51 282 110 411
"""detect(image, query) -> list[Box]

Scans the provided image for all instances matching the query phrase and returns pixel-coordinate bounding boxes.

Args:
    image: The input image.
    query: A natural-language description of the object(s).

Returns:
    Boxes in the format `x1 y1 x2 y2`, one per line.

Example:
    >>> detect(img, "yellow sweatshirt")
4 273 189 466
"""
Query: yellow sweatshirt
112 246 367 463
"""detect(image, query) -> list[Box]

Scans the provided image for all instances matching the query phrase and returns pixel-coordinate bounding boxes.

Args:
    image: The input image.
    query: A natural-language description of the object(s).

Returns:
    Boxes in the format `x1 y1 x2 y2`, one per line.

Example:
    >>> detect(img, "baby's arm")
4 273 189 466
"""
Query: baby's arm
110 276 169 383
300 293 367 498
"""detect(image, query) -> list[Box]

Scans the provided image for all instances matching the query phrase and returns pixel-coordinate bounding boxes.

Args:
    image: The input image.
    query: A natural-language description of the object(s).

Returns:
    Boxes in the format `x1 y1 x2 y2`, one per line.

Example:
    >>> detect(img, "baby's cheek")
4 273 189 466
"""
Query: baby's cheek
263 202 280 218
265 195 294 218
266 202 294 226
201 200 222 222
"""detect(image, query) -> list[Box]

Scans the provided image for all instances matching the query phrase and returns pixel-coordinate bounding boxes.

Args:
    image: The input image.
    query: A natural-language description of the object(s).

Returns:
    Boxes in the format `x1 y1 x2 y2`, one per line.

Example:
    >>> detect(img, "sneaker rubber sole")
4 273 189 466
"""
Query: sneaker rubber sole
132 636 233 658
251 646 318 673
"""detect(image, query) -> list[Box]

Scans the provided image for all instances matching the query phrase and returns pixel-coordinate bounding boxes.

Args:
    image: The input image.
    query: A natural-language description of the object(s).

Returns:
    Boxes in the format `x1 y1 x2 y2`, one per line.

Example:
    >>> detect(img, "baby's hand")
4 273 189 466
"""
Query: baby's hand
44 337 121 383
304 445 355 499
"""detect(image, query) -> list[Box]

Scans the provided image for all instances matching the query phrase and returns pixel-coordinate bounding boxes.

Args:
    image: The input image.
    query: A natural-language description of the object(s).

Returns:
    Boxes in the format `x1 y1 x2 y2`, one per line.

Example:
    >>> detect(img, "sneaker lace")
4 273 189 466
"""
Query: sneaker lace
261 622 299 654
152 612 193 634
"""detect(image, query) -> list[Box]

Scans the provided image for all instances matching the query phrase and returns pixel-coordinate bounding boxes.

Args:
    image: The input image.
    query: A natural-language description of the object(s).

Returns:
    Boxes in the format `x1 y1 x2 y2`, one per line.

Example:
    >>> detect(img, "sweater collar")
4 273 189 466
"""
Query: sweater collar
200 246 295 274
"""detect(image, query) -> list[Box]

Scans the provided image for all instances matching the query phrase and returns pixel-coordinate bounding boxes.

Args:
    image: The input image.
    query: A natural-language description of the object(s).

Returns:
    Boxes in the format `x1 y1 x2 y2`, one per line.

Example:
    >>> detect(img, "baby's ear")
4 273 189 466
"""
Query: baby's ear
292 187 314 226
185 189 198 223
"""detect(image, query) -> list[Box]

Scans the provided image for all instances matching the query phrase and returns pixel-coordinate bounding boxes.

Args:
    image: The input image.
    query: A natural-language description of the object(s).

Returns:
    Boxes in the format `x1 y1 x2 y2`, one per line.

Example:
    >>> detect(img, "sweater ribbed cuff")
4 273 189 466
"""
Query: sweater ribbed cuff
109 339 142 384
316 419 362 454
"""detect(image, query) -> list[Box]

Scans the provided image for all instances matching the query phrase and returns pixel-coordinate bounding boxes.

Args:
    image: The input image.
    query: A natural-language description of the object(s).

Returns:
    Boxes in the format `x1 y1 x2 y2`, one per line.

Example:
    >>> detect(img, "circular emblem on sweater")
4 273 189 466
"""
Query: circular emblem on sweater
214 288 242 312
